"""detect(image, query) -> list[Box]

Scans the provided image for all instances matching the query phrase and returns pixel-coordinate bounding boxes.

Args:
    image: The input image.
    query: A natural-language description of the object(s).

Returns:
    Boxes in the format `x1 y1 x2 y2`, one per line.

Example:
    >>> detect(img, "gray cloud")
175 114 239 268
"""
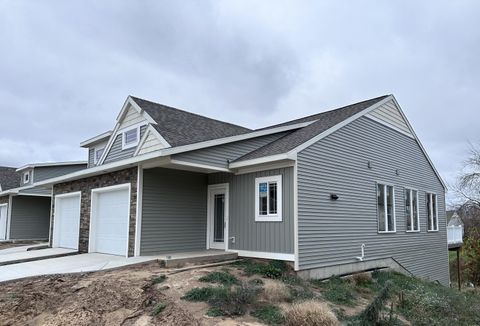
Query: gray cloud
1 0 479 204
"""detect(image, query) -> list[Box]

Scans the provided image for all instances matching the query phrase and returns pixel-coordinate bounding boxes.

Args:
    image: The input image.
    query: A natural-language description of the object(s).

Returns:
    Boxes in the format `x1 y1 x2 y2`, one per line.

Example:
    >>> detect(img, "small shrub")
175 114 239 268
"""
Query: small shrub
284 300 339 326
261 279 291 303
151 275 167 284
151 302 166 316
181 287 227 302
351 272 373 288
358 281 393 324
312 276 356 305
208 283 260 316
244 260 288 279
251 305 285 325
199 271 239 286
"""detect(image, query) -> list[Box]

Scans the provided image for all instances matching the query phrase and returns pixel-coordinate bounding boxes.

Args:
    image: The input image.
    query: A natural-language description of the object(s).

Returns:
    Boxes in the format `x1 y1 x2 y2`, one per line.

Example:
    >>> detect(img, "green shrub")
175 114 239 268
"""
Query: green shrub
207 283 260 316
199 271 239 286
181 287 227 302
243 260 288 279
251 305 285 325
312 276 356 305
151 302 166 316
358 281 393 324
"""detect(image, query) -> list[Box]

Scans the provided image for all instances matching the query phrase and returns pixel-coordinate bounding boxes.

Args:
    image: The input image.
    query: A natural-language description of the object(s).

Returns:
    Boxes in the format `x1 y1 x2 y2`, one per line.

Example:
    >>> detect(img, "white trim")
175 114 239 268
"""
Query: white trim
80 130 113 148
23 171 30 184
134 165 143 256
364 115 415 139
170 159 231 173
255 175 283 222
16 161 87 172
121 125 142 150
376 182 396 233
93 145 106 165
293 161 299 271
404 188 420 232
234 161 295 175
228 249 295 261
16 192 51 198
52 191 82 250
0 203 8 240
207 183 229 250
426 192 439 232
6 195 12 240
230 154 294 169
89 183 131 257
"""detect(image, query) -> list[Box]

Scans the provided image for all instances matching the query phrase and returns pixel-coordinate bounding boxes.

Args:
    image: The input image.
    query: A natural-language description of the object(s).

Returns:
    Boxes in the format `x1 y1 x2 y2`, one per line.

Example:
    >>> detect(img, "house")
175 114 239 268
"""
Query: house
0 162 87 241
33 94 449 285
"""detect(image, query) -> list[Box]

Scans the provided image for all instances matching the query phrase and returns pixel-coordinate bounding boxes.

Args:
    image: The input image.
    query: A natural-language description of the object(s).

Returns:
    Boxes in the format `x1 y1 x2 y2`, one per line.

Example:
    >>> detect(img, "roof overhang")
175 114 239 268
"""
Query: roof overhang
80 131 113 148
16 161 88 173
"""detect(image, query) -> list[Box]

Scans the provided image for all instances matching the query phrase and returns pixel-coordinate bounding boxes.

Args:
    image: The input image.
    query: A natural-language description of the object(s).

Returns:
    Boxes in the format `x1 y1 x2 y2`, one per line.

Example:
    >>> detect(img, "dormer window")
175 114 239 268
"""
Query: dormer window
122 127 140 150
94 147 105 164
23 171 30 184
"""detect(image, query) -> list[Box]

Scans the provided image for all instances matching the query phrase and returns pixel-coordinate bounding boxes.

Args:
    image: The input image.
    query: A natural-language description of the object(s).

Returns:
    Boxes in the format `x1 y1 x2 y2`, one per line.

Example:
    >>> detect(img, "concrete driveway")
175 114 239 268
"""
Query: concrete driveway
0 253 159 282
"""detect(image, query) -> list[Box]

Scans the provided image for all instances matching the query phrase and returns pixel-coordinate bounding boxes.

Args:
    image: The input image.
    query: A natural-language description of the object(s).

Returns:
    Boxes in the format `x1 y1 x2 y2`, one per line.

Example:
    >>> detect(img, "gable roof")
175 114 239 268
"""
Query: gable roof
234 95 390 162
131 96 252 147
0 166 20 191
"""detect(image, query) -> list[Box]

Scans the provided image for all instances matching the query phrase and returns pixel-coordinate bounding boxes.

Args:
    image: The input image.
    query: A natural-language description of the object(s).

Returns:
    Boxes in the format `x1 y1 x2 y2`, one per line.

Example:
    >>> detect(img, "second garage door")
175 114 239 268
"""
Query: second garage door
90 185 130 256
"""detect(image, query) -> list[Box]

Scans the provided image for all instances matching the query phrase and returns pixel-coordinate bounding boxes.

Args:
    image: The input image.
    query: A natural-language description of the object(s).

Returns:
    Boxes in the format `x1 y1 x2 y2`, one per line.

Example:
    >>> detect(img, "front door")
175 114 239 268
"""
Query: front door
0 204 7 240
208 184 229 250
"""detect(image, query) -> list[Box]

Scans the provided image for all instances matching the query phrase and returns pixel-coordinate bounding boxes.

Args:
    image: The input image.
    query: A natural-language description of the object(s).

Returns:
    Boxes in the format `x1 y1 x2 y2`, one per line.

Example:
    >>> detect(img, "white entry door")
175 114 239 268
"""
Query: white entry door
90 185 130 256
53 193 81 250
0 204 8 240
208 184 229 250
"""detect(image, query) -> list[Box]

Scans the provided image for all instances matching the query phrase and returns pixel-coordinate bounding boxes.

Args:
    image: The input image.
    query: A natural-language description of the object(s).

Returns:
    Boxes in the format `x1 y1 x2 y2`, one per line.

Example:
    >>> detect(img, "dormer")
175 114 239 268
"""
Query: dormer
80 131 112 168
16 162 88 185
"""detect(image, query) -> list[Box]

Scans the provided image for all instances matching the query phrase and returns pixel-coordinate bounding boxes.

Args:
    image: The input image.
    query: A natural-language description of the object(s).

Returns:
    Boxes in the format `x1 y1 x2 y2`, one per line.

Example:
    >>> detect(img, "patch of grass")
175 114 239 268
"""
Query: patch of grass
242 260 288 279
181 287 227 302
251 305 285 325
206 307 225 317
248 278 264 286
283 300 339 326
199 271 239 286
261 279 291 303
151 302 166 316
151 275 167 284
281 275 305 286
208 283 260 316
312 276 356 306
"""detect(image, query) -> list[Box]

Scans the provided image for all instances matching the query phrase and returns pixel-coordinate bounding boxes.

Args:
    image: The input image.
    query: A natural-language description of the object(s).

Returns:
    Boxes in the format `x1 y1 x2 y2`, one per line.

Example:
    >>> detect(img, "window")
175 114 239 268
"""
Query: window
426 193 439 231
405 189 419 232
377 183 396 232
255 175 282 222
23 172 30 184
94 147 105 164
122 127 140 149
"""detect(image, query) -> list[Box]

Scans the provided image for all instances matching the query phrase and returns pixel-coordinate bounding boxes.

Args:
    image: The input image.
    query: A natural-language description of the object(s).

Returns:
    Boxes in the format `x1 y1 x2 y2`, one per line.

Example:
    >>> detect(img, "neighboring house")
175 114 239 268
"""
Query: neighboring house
33 94 449 285
0 167 21 192
0 162 87 241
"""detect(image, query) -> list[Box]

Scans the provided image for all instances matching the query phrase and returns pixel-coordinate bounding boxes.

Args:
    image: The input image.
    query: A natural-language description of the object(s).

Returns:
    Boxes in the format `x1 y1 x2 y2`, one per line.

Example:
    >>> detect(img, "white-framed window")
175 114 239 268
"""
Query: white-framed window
255 175 282 222
122 126 140 150
405 188 420 232
426 193 439 231
377 183 396 232
23 171 30 184
94 147 105 164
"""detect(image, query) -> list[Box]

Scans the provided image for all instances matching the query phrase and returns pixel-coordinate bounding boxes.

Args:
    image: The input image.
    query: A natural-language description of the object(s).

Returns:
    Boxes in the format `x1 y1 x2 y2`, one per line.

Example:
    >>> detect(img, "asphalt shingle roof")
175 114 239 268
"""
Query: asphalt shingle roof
234 95 389 162
131 96 252 147
0 166 20 191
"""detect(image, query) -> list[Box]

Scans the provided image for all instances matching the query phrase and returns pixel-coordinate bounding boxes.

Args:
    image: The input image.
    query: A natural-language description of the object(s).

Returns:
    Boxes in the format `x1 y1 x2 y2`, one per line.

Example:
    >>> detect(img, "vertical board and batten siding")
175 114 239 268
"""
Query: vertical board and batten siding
88 148 95 167
297 116 449 285
173 132 289 168
365 100 413 136
9 196 50 239
33 165 87 183
140 168 208 255
208 167 294 254
104 125 147 164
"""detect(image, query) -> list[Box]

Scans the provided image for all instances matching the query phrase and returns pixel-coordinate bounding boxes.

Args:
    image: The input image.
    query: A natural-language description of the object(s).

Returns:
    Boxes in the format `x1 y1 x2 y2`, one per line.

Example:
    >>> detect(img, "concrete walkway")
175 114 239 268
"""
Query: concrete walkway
0 253 158 282
0 247 77 266
0 243 49 255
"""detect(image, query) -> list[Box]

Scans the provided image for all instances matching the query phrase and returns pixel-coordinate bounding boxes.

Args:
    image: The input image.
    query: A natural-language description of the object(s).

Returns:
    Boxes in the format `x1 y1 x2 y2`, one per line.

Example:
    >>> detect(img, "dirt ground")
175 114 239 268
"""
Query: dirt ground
0 261 265 326
0 241 45 250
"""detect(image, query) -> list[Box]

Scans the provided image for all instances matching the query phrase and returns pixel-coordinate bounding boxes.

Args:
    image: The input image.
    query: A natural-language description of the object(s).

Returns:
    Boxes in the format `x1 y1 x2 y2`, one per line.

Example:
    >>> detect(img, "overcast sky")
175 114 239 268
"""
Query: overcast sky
1 1 479 204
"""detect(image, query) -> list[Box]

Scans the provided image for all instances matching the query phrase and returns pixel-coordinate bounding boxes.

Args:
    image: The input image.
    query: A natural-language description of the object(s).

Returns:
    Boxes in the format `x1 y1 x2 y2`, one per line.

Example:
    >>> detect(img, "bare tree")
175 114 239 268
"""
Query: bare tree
456 144 480 207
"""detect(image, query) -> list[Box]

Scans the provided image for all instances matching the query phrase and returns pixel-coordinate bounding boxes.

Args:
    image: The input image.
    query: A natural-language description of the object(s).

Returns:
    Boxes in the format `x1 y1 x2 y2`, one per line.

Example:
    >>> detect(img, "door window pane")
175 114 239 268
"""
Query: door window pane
214 194 225 242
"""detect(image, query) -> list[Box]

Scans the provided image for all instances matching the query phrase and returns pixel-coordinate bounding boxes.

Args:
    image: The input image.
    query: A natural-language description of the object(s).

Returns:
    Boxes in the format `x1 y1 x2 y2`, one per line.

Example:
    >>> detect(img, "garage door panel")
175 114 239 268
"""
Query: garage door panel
54 194 81 250
91 187 129 256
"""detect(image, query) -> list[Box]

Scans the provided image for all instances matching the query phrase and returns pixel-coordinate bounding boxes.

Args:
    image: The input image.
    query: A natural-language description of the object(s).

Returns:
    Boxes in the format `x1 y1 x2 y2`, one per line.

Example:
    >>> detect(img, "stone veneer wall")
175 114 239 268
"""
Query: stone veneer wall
51 167 138 256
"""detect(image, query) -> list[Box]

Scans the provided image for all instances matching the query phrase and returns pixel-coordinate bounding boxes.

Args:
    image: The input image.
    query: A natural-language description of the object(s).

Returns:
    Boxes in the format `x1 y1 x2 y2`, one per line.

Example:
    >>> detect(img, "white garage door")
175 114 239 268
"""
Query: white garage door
90 186 130 256
0 204 8 240
53 193 81 250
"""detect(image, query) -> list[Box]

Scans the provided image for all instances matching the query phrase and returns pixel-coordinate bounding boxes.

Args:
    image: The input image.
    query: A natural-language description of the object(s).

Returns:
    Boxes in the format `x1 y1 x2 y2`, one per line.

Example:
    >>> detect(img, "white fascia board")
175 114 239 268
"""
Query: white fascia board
229 153 294 169
161 121 314 157
148 125 171 148
169 159 231 172
133 125 171 156
80 131 113 148
15 161 88 172
390 97 448 190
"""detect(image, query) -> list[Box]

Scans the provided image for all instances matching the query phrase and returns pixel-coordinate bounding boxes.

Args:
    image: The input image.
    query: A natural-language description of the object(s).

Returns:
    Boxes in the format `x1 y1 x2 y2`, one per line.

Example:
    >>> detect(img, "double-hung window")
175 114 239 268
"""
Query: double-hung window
426 193 439 231
255 175 282 222
122 126 140 149
405 189 420 232
377 183 396 232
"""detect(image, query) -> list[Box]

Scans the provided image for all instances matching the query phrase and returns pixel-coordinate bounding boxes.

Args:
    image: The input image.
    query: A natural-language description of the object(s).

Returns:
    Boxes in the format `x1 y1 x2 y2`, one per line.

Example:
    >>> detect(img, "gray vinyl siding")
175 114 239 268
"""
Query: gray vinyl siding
209 167 294 254
9 196 50 239
104 125 147 164
140 168 208 255
173 132 289 168
33 165 87 183
19 186 51 196
297 116 449 285
88 148 95 167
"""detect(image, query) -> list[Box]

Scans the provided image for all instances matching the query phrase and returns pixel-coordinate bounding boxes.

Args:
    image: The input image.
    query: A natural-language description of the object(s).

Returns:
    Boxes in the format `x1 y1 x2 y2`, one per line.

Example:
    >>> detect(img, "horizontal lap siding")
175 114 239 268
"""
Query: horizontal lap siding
297 117 449 285
10 196 50 239
33 165 87 182
173 132 289 168
140 168 208 255
208 167 294 254
104 125 146 164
